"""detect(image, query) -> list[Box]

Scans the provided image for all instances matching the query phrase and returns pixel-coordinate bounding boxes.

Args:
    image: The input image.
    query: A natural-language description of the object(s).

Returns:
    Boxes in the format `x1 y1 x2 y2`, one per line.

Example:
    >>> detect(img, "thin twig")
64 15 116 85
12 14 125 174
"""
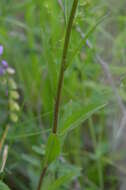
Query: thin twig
0 145 8 173
0 125 10 154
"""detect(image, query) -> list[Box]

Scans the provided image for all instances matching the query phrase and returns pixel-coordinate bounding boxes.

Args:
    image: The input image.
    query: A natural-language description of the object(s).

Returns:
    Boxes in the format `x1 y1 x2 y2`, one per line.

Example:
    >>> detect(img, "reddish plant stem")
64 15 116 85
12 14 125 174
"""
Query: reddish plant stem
53 0 79 134
37 166 48 190
37 1 79 189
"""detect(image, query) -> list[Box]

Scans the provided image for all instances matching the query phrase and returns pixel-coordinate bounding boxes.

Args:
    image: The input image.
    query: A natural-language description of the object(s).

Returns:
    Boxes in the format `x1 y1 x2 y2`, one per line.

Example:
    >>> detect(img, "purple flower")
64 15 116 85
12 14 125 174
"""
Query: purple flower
0 45 3 55
1 60 8 69
0 67 5 76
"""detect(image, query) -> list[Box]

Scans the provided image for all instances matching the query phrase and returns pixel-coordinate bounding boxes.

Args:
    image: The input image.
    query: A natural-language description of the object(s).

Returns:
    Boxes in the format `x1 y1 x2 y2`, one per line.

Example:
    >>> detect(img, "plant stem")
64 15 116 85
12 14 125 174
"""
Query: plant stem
53 0 79 134
37 1 79 189
37 166 48 190
0 125 10 153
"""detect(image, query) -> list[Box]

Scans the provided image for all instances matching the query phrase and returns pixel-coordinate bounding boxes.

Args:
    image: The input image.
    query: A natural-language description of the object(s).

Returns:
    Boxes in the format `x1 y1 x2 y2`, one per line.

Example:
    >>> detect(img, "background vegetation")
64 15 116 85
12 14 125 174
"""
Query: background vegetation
0 0 126 189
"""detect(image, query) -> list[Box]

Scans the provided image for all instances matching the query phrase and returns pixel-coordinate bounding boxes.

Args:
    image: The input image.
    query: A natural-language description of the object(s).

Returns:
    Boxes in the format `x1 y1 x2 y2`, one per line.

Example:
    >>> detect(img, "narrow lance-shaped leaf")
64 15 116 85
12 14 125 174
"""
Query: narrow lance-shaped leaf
44 133 61 165
59 103 107 135
47 172 78 190
68 14 109 67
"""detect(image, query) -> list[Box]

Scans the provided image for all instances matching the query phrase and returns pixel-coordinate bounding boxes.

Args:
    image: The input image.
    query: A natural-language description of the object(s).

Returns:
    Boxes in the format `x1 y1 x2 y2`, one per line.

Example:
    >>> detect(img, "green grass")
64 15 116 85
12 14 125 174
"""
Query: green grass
0 0 126 189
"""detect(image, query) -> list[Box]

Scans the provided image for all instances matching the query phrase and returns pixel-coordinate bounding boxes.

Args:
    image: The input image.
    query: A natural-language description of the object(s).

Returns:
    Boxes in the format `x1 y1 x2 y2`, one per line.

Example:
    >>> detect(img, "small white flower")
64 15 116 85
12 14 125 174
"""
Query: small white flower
7 67 15 75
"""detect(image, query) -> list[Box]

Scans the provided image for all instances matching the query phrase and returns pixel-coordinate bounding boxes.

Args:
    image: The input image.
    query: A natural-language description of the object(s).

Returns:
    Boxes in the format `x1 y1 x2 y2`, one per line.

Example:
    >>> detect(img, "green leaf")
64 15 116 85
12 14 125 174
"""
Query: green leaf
32 145 45 156
22 154 40 167
44 133 61 165
0 181 10 190
59 103 106 135
67 14 109 67
47 172 77 190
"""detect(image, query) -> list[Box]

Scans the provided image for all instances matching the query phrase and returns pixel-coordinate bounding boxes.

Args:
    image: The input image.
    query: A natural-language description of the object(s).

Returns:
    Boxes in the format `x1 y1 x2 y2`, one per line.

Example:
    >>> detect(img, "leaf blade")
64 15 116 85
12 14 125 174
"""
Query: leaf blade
44 133 61 165
59 103 106 135
0 181 10 190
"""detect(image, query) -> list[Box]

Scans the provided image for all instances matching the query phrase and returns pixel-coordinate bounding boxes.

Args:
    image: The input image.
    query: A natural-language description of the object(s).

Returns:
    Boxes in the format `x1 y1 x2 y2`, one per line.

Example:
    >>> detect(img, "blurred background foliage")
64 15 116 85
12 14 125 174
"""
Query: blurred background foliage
0 0 126 189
